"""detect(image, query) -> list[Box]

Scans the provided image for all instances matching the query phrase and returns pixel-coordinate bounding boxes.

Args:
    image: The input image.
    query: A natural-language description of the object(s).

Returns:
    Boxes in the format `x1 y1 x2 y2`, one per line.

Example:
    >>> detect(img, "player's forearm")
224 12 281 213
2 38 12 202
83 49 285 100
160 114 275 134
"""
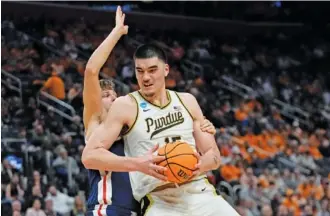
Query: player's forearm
85 27 123 73
200 146 221 171
82 147 138 172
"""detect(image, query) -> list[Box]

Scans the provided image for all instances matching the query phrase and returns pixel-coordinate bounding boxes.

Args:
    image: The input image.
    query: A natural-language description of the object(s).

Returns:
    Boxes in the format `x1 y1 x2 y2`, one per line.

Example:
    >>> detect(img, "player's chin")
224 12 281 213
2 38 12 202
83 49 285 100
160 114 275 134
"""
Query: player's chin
141 89 155 97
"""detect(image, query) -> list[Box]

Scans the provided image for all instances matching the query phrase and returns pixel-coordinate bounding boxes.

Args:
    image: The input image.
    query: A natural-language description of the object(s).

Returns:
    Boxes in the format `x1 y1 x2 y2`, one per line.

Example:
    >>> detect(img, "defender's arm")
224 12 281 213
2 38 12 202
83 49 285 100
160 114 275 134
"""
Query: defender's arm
83 7 127 129
179 93 221 171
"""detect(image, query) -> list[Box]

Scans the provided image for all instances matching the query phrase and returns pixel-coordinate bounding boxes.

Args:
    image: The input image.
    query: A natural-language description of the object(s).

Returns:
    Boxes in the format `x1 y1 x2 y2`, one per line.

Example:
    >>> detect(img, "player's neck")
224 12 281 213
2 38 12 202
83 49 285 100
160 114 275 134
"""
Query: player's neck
143 89 169 107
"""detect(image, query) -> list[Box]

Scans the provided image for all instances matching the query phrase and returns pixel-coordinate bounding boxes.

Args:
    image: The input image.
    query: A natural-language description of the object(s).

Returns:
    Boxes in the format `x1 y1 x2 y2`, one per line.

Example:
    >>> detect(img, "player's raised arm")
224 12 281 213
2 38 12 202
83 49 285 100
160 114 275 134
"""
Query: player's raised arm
178 93 221 173
83 6 128 129
82 96 168 180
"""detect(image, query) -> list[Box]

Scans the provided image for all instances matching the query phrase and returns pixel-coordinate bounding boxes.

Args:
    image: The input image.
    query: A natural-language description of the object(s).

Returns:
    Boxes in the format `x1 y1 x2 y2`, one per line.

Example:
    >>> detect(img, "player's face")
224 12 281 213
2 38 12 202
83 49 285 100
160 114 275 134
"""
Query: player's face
101 89 117 111
135 57 169 98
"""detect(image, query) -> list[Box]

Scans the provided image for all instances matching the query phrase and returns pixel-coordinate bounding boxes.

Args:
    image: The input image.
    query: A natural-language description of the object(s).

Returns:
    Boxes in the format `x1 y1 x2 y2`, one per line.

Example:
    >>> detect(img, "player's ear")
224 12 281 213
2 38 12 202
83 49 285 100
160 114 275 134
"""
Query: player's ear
164 64 169 77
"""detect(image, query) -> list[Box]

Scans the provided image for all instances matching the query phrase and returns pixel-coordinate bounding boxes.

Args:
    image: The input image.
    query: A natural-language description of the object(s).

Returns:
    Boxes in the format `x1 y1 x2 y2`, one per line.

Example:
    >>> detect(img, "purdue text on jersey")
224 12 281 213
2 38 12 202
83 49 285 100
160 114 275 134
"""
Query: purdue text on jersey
145 111 184 139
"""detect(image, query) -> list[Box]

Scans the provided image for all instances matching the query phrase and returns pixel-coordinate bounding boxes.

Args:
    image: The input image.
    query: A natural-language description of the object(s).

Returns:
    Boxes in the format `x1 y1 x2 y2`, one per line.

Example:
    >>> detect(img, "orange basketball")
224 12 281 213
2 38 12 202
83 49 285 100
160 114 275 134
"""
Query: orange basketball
157 140 198 183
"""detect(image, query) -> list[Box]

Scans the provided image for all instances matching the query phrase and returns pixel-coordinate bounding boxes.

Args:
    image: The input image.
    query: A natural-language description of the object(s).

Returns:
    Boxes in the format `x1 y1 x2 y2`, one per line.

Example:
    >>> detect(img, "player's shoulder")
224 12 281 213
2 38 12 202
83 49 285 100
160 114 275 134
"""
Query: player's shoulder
176 92 198 103
112 95 136 107
110 95 138 119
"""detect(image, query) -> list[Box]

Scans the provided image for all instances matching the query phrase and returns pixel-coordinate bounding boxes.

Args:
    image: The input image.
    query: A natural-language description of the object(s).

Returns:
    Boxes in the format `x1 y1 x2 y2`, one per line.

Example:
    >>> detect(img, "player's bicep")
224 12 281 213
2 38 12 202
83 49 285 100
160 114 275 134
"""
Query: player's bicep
99 97 129 147
82 68 102 127
183 93 217 154
86 113 123 151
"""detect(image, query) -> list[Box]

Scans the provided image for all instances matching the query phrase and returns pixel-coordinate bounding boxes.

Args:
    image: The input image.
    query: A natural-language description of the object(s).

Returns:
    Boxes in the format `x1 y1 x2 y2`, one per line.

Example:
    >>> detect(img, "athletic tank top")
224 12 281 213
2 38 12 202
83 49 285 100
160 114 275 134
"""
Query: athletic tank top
123 90 196 201
86 138 139 212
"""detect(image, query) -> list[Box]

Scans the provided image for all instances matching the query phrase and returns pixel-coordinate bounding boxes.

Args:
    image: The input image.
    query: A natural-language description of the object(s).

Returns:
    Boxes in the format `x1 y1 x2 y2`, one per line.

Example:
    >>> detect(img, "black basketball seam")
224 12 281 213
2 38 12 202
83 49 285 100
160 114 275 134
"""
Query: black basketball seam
157 153 197 164
165 162 198 171
164 143 182 183
157 142 185 156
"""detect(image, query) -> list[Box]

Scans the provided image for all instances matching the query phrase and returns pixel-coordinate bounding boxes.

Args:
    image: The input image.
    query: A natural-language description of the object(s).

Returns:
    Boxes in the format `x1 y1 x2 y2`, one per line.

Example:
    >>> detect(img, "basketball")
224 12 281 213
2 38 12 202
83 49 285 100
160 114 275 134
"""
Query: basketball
157 140 198 183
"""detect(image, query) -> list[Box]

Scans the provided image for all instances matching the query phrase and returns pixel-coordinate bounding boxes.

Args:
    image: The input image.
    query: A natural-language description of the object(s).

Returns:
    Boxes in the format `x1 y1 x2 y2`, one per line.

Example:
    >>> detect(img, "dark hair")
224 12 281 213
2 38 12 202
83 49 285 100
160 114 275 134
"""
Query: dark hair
99 79 115 91
134 44 167 63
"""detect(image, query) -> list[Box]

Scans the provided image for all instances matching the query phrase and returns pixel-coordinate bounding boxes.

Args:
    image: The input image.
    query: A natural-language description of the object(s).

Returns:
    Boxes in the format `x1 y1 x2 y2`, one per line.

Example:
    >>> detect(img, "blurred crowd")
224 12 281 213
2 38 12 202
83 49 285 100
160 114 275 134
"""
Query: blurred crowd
1 5 330 216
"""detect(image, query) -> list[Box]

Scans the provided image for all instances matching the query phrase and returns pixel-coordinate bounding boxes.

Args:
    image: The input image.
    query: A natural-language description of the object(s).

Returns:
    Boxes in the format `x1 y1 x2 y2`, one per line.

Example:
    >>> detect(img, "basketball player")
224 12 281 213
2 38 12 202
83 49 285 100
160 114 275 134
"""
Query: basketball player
83 6 218 216
83 42 240 215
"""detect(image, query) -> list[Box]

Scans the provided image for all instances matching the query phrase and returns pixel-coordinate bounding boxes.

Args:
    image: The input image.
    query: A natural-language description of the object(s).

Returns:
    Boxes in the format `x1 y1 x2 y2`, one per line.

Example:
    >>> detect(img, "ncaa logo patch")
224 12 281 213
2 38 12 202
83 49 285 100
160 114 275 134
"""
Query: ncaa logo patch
140 102 147 109
173 106 182 111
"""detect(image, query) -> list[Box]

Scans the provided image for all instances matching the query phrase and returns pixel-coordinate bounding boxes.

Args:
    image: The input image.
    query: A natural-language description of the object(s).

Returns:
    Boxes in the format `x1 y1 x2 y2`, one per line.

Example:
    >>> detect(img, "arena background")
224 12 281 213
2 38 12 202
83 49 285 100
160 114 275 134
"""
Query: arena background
1 1 330 216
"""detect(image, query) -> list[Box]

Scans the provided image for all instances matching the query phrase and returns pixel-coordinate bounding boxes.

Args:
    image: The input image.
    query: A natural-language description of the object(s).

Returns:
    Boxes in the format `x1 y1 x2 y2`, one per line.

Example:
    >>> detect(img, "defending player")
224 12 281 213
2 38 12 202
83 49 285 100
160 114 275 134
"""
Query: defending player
83 6 218 216
83 6 140 216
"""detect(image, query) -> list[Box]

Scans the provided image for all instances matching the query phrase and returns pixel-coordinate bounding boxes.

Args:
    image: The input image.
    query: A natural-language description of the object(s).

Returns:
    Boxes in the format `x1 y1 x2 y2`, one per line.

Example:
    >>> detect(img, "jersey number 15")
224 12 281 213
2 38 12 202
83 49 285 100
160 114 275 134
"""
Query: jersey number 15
164 136 182 144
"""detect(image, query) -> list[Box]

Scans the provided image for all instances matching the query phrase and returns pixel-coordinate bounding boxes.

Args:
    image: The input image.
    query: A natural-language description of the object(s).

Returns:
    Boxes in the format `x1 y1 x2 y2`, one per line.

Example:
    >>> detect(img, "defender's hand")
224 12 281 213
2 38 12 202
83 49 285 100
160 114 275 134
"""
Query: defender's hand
115 6 128 35
136 144 168 181
200 118 216 135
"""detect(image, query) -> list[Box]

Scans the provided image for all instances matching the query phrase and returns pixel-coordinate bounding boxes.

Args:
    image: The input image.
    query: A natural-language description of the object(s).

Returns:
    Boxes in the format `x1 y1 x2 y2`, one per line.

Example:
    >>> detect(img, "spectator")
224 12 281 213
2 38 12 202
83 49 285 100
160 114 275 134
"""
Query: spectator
11 200 22 216
220 161 241 185
235 102 249 126
5 173 24 202
281 189 299 215
171 41 185 61
44 107 63 136
45 185 74 216
41 70 65 100
240 167 258 187
317 199 330 216
261 204 273 216
27 171 46 196
25 199 46 216
25 185 44 210
235 199 254 216
44 198 59 216
52 147 79 187
30 125 52 150
1 159 16 186
276 205 291 216
70 196 86 216
13 211 22 216
66 83 82 104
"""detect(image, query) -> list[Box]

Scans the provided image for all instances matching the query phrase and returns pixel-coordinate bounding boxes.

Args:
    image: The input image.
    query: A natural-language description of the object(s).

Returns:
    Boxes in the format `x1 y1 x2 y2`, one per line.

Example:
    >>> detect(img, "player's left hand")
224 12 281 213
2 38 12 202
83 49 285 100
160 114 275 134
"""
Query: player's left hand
200 118 216 135
115 6 128 35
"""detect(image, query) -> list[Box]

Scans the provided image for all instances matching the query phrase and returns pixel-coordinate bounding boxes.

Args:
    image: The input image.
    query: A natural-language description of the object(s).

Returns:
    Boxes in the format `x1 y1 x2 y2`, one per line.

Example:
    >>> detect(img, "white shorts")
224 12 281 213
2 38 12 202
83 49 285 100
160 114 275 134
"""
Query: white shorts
141 178 240 216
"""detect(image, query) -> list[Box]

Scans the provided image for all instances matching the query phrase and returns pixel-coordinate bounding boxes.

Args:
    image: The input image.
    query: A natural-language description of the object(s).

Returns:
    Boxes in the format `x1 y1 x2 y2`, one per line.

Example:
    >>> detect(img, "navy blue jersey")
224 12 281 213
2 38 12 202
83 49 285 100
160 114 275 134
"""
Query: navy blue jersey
86 139 140 215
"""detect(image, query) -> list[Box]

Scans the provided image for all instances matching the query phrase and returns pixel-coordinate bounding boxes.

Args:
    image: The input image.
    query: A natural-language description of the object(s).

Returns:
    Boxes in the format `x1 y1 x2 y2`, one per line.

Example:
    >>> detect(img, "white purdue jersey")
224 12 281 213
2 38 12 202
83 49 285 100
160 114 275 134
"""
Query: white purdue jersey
123 90 196 201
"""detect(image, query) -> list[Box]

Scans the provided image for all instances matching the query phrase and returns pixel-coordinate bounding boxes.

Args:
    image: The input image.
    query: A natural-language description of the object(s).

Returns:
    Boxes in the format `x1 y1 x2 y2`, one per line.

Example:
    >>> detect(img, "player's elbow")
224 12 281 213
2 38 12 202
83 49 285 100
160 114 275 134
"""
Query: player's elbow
84 66 99 76
81 147 96 169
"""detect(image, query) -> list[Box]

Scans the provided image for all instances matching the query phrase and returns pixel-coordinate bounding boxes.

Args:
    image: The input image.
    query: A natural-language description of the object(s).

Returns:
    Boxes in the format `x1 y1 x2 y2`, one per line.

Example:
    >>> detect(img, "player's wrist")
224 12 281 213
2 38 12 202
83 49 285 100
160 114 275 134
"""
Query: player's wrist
112 26 125 36
124 157 140 172
199 155 213 172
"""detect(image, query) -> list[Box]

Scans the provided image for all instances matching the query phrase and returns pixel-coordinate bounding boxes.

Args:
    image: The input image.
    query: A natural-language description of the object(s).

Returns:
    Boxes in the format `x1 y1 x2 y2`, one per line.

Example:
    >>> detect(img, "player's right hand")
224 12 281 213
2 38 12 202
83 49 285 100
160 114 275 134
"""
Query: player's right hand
136 144 168 181
115 6 128 35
